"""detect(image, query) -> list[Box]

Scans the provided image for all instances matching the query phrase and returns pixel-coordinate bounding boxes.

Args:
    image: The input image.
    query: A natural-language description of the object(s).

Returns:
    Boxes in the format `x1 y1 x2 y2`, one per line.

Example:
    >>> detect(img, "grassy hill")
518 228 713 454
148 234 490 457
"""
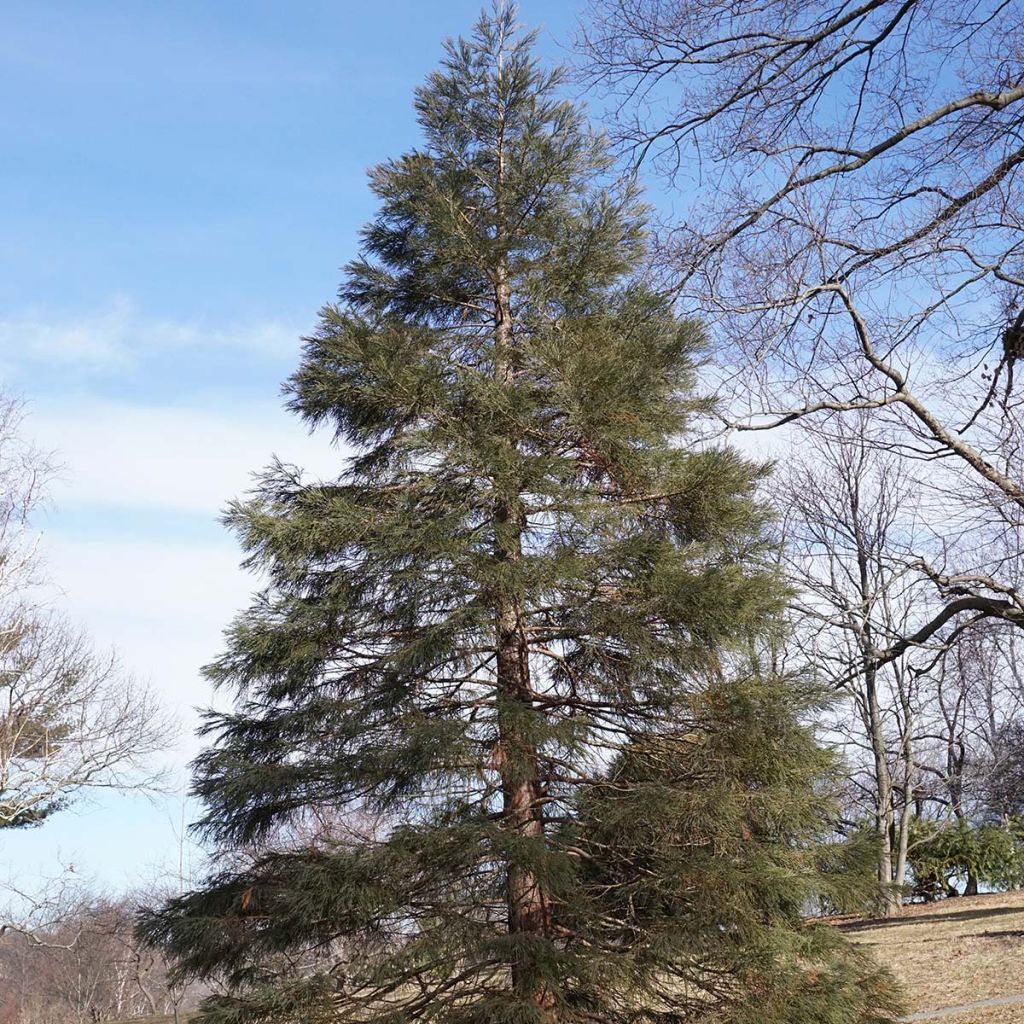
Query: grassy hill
108 896 1024 1024
841 891 1024 1022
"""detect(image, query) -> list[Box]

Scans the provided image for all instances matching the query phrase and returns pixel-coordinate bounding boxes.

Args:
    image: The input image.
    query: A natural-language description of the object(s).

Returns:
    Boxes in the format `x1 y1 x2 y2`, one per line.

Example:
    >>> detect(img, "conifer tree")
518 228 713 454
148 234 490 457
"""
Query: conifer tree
140 8 901 1023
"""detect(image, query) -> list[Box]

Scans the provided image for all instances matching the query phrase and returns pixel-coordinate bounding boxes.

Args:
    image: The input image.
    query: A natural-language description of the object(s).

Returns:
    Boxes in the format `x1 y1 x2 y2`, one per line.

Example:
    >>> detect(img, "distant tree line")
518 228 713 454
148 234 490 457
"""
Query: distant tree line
0 888 205 1024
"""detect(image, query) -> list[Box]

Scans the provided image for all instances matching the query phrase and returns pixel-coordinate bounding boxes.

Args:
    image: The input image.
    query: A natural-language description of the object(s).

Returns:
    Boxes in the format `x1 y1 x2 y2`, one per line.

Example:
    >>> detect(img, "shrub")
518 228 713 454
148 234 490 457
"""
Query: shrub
908 817 1024 898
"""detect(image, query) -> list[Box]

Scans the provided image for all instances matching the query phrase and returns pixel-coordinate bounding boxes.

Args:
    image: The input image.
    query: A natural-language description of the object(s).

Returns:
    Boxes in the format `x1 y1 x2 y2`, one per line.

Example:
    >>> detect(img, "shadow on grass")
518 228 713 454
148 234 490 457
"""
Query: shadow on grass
964 927 1024 939
838 904 1024 933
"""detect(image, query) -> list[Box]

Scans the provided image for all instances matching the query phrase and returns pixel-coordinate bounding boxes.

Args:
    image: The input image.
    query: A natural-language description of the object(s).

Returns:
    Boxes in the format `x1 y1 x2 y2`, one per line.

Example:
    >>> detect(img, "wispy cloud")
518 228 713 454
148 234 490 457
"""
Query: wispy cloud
0 297 304 370
0 306 344 889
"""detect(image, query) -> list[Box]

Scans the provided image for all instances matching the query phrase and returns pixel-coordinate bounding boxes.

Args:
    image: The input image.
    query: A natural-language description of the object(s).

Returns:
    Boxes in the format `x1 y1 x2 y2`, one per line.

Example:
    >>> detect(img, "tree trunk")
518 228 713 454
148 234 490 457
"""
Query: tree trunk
852 505 899 916
493 448 552 1003
894 759 913 904
893 694 914 907
492 122 552 1007
495 583 552 1005
866 661 899 914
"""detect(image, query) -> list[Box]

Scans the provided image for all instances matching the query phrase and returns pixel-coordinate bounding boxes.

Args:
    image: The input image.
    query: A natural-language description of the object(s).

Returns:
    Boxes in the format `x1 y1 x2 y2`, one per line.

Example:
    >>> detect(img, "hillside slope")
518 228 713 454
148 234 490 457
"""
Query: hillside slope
841 892 1024 1022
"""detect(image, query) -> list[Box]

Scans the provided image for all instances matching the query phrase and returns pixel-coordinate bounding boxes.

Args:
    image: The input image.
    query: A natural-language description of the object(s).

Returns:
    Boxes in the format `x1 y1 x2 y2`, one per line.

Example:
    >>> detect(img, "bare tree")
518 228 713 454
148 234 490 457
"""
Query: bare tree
580 0 1024 652
777 419 934 910
0 393 168 834
0 620 166 831
914 618 1024 807
0 887 205 1024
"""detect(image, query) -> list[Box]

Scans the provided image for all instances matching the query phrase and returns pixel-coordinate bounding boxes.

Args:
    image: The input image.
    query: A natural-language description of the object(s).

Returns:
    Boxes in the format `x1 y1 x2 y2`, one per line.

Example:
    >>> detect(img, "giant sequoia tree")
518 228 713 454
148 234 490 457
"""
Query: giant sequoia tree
141 9 900 1023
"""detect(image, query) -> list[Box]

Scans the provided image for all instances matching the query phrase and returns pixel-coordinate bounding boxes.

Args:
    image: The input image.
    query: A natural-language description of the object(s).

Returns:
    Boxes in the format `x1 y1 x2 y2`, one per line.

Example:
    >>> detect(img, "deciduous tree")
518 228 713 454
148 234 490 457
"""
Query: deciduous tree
580 0 1024 655
0 394 166 833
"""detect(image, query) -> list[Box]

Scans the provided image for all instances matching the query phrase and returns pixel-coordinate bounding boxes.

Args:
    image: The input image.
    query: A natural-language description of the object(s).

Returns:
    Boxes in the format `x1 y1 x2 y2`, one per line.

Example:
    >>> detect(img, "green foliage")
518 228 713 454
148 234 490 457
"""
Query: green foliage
560 676 902 1023
139 7 901 1024
909 817 1024 897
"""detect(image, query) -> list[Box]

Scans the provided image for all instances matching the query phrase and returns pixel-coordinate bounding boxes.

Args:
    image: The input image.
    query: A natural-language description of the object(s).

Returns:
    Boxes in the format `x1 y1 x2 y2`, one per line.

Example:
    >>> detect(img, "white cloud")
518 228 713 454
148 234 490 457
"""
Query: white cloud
5 407 343 888
44 532 248 750
0 296 303 369
21 393 352 769
31 396 345 515
0 511 262 892
25 394 352 746
0 398 340 887
0 311 350 885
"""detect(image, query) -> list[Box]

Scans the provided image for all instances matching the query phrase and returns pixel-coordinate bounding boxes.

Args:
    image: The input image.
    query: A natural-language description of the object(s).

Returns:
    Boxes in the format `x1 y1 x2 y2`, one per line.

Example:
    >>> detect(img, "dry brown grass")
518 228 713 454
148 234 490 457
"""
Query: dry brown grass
106 898 1024 1024
936 1010 1024 1024
838 891 1024 1021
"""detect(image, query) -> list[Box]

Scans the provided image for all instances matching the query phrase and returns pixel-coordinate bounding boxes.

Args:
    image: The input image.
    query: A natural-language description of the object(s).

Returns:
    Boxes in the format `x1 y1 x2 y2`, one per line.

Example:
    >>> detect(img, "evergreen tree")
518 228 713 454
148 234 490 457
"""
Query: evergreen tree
568 677 901 1023
140 8 900 1023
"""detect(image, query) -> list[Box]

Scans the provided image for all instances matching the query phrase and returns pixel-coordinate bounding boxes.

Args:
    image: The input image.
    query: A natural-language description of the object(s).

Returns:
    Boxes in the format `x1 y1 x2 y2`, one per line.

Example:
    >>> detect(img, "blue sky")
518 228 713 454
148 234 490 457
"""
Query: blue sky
0 1 590 894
